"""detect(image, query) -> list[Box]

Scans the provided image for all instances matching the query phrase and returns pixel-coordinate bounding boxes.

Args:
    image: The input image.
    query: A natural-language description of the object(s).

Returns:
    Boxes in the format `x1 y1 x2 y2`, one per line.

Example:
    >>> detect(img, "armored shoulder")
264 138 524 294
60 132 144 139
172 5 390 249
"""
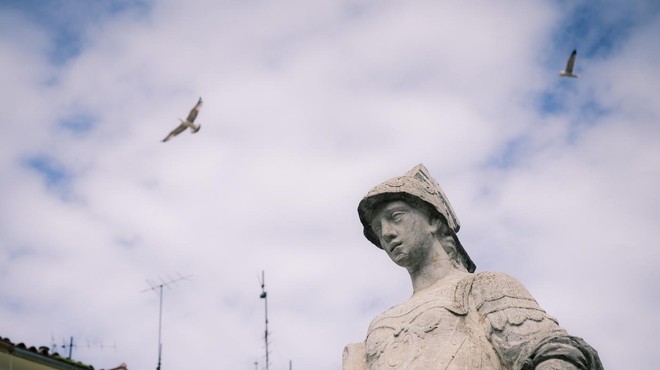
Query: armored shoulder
470 271 545 318
469 272 571 368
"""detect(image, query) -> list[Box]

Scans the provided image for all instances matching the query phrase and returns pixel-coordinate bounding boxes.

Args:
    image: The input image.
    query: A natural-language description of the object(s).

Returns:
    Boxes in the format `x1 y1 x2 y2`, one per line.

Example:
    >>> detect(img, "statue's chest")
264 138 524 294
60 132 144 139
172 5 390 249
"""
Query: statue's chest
365 288 498 369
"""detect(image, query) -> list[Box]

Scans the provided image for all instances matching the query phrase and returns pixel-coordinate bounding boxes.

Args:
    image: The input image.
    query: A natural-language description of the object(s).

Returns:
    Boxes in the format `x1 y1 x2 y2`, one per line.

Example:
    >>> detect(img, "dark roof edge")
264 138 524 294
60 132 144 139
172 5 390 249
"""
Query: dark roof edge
0 338 93 370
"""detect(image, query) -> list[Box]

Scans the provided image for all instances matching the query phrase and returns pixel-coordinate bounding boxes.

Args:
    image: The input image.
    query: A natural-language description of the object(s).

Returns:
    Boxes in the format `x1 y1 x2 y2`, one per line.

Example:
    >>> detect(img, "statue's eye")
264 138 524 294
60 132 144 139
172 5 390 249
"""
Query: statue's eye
391 212 404 221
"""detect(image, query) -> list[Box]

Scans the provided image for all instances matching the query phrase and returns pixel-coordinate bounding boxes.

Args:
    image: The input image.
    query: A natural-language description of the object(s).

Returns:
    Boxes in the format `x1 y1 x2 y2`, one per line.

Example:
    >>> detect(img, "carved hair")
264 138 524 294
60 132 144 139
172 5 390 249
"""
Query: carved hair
433 218 468 272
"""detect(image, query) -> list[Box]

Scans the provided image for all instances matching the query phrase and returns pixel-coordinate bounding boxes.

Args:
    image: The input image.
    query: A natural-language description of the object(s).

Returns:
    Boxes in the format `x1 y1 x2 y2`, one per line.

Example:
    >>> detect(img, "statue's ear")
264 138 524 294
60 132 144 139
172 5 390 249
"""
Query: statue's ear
443 236 458 260
428 216 442 234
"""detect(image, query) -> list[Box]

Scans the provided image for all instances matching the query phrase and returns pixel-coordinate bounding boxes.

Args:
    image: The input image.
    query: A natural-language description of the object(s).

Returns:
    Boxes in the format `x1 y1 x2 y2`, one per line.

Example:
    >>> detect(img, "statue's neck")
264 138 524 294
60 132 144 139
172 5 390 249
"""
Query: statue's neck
408 253 458 293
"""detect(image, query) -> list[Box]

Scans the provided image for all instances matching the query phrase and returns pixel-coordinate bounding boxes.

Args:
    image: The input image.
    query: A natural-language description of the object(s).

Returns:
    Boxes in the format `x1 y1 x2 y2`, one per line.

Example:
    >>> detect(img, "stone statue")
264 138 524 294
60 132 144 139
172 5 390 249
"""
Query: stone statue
343 164 602 370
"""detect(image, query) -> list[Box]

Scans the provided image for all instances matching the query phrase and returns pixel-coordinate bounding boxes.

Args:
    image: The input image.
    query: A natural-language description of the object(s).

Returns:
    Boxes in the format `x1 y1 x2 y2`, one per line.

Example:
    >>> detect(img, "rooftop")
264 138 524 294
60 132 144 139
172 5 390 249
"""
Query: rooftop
0 336 126 370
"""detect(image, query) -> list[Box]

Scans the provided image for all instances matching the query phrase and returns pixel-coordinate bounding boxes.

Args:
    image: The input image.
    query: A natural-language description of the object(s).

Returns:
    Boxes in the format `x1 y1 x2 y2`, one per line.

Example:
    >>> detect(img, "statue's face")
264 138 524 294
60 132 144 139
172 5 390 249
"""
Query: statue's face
369 200 437 268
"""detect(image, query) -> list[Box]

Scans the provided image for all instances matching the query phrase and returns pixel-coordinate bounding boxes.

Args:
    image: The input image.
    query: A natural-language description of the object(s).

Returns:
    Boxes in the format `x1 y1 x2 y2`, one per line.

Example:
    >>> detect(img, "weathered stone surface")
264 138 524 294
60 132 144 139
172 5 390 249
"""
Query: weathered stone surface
343 343 368 370
345 164 602 370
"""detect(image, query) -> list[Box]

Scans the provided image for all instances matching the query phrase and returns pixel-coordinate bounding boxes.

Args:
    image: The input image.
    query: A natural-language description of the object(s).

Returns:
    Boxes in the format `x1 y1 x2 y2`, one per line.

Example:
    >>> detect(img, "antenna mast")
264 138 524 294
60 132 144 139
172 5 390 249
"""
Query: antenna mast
259 271 270 370
49 336 76 359
67 337 74 359
142 273 193 370
53 336 75 359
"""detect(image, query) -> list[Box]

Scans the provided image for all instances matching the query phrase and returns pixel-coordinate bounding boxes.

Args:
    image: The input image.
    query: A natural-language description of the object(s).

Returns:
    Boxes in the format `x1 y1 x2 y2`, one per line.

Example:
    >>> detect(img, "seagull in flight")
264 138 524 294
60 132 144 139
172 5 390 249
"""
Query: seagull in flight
161 97 203 142
560 49 579 78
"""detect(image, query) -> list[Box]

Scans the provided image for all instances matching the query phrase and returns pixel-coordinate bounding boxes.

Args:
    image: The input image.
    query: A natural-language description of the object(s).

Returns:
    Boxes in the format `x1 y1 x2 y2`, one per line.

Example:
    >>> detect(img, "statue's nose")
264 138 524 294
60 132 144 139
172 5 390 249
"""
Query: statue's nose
380 221 397 242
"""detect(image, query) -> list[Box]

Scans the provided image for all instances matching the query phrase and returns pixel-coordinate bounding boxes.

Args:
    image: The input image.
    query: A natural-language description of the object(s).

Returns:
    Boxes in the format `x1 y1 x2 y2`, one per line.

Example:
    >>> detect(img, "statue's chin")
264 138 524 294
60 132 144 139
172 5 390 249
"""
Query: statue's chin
390 253 412 268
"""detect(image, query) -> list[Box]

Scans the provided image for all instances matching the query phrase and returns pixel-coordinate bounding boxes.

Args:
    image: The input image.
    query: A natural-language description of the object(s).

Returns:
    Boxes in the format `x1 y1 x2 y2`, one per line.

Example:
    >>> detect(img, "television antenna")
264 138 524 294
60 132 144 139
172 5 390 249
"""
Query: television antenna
50 336 75 359
141 273 193 370
50 336 116 359
258 271 270 370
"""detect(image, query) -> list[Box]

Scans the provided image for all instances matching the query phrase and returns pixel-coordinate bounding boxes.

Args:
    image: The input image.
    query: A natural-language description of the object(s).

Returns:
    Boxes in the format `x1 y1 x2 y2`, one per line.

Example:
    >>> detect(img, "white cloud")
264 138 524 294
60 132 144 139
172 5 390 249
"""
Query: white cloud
1 1 659 369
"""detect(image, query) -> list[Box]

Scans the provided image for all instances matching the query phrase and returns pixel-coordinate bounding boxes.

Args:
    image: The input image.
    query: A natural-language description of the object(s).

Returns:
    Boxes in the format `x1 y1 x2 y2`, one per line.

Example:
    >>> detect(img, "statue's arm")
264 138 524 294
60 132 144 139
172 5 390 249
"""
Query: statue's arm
470 272 602 370
521 335 604 370
534 359 580 370
342 342 368 370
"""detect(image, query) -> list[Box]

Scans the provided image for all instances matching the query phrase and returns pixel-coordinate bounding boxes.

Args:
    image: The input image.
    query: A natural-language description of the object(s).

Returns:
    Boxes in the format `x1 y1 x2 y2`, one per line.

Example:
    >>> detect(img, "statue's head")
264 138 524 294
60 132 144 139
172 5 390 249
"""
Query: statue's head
358 164 476 273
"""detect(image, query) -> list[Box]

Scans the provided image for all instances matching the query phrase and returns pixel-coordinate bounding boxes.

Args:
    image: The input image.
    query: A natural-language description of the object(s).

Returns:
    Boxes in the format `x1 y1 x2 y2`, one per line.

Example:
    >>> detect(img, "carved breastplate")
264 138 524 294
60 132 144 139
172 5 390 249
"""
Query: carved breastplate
365 276 501 370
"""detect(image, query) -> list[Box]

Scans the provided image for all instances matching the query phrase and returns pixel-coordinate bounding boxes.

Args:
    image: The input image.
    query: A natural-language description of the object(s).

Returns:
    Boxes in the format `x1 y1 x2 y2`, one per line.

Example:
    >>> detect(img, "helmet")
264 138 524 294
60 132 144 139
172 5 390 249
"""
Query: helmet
358 164 476 272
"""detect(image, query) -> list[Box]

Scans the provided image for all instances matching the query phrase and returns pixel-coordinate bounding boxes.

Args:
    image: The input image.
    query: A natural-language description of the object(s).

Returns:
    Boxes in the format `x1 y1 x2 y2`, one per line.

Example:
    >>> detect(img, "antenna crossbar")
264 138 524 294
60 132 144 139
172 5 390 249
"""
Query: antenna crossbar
142 273 192 370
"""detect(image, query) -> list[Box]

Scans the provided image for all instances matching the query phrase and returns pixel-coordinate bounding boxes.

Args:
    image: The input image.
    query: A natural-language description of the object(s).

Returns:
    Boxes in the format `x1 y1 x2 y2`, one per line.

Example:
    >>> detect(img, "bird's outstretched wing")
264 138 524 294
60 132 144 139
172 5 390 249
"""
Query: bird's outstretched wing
161 97 203 142
161 123 188 142
565 49 577 74
186 97 203 123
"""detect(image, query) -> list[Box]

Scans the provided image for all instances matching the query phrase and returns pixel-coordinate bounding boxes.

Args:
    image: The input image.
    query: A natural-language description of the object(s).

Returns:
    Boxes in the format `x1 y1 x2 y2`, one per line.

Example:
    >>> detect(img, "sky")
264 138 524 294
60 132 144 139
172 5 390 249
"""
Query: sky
1 0 659 369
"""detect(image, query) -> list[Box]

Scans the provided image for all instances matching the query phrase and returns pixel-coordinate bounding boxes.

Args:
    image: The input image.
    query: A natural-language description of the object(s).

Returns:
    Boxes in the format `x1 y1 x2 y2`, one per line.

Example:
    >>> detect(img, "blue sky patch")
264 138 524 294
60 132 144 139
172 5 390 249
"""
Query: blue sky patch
485 136 529 170
565 99 610 144
551 1 660 61
538 90 566 115
0 0 152 65
25 155 70 188
58 112 98 134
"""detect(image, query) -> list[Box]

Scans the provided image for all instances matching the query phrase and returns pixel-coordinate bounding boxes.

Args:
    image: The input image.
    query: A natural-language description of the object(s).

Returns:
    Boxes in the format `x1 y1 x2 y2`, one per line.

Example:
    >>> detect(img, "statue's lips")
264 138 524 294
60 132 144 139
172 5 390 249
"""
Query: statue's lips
390 242 402 252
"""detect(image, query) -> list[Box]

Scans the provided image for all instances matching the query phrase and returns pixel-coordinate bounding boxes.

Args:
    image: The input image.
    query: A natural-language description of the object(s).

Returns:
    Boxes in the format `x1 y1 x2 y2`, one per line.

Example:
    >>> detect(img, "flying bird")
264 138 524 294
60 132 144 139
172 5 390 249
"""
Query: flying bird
560 49 579 78
161 97 203 142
